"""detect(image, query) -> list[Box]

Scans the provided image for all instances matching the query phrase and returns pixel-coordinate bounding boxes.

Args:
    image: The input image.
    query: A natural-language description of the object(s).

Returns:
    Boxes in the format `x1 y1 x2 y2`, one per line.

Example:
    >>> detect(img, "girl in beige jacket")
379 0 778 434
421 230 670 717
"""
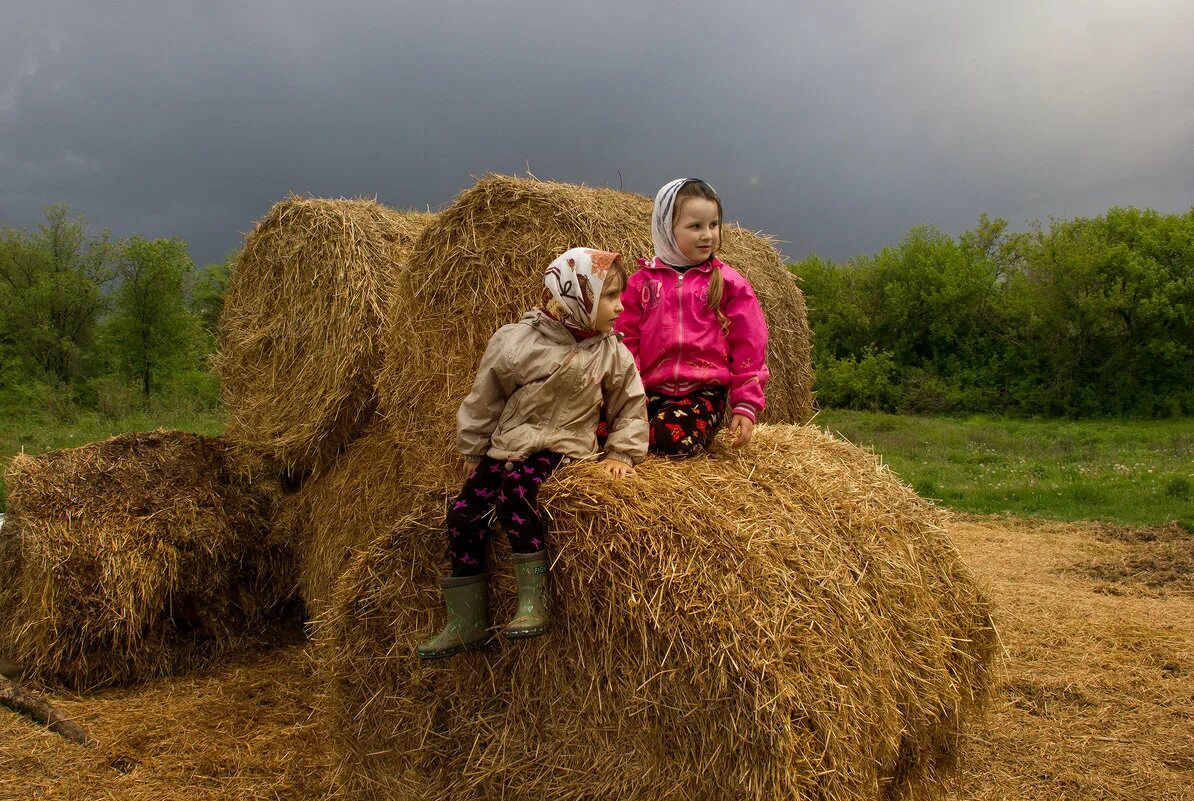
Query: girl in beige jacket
417 248 648 660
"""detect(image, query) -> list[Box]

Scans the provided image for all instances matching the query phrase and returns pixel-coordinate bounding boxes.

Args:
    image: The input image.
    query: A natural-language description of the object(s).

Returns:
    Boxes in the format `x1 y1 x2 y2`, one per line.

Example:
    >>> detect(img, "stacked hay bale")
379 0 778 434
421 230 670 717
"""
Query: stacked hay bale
376 175 814 494
312 177 1001 798
319 425 998 801
274 422 406 621
215 196 434 479
213 196 435 618
0 430 291 689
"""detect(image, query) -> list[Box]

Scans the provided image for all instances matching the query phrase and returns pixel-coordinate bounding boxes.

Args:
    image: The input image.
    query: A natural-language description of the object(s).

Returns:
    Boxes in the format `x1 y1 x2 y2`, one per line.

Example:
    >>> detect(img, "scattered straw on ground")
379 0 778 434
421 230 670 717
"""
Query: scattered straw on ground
1073 522 1194 595
950 516 1194 801
215 196 434 477
377 175 814 496
319 424 996 801
0 641 330 801
0 431 294 689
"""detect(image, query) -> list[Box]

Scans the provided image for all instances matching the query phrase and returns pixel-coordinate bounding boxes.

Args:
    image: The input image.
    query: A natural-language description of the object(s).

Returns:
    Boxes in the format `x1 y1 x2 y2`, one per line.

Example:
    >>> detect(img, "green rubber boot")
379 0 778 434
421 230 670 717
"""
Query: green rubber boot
416 572 491 660
504 551 550 639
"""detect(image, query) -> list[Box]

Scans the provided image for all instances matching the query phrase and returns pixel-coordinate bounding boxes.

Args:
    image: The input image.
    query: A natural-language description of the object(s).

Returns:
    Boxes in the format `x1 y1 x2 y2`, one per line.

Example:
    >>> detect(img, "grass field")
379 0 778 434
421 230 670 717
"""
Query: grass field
814 409 1194 530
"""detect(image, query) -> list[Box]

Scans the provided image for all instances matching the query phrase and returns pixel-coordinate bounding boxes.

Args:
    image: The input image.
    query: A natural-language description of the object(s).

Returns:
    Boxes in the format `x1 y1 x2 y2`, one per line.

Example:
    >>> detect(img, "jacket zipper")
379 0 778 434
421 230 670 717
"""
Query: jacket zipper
674 270 684 388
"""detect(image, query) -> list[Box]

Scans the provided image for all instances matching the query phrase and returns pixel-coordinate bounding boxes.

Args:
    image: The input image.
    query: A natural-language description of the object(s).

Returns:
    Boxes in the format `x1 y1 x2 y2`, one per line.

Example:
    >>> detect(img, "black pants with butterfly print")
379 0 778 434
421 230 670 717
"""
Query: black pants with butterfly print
646 387 728 457
444 451 563 577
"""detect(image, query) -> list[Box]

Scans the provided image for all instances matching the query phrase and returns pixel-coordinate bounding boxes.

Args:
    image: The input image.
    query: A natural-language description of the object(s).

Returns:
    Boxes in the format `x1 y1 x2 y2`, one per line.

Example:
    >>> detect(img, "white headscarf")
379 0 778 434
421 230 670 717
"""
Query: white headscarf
541 247 622 336
652 178 719 267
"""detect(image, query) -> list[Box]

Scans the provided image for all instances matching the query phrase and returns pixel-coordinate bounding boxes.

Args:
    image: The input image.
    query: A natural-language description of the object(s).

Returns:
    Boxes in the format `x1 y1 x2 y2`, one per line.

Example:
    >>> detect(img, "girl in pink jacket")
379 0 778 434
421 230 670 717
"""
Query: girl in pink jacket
615 178 770 456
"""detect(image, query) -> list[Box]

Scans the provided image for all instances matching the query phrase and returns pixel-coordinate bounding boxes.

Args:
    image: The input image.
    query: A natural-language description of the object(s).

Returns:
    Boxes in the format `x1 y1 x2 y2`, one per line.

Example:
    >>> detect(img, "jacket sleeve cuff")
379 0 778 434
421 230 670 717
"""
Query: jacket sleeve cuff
731 403 758 423
603 450 639 467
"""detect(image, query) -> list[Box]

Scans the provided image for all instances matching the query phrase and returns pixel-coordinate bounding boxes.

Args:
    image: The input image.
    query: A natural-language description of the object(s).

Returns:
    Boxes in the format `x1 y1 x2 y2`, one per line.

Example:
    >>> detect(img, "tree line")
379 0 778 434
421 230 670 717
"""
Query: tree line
0 203 227 420
4 202 1191 423
790 207 1194 417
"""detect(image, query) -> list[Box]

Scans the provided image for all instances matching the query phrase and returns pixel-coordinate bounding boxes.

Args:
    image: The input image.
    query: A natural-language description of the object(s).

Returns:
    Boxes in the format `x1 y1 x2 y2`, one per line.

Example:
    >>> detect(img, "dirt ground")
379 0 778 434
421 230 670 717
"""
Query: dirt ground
2 515 1191 801
952 516 1193 801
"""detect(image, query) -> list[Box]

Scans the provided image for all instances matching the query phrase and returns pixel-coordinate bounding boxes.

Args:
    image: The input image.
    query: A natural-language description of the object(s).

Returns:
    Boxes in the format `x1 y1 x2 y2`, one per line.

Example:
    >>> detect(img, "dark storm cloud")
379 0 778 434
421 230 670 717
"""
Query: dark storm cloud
3 1 1192 266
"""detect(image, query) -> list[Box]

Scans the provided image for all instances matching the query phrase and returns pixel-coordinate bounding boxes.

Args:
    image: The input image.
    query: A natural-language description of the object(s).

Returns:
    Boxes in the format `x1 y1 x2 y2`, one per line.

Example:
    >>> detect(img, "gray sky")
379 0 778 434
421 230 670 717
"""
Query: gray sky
3 0 1192 267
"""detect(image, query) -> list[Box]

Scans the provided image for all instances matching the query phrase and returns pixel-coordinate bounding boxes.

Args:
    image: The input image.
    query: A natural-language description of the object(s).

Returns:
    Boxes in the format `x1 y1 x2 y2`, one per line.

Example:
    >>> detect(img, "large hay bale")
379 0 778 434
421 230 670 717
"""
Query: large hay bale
215 196 434 476
320 425 997 801
377 175 814 493
0 431 294 689
274 421 409 621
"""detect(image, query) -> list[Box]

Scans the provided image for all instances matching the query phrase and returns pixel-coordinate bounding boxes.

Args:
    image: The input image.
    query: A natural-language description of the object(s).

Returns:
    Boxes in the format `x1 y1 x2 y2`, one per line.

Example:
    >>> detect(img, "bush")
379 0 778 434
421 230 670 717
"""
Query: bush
794 208 1194 418
814 350 901 412
896 369 952 415
89 377 143 420
897 369 1005 415
44 379 78 423
0 361 50 420
153 369 222 415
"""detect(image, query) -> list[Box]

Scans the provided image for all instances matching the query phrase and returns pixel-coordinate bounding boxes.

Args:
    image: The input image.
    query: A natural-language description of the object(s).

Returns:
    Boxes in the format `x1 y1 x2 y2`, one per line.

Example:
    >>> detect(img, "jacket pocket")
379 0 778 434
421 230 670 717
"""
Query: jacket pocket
495 388 526 433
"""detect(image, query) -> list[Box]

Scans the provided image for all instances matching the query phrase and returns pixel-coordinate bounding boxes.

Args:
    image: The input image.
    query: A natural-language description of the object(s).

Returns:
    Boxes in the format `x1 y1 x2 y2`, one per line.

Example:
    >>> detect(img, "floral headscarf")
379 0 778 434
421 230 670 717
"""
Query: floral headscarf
542 247 622 336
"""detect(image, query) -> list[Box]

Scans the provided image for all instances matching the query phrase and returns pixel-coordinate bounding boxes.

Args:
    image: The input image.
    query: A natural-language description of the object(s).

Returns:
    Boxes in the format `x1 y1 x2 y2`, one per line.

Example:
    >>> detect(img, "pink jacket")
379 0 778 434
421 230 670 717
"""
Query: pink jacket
615 257 770 421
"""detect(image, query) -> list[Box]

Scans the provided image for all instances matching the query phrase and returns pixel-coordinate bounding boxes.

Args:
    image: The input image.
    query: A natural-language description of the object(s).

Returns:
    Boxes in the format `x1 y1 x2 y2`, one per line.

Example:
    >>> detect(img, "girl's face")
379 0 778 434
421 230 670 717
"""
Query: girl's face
593 273 625 333
672 197 720 263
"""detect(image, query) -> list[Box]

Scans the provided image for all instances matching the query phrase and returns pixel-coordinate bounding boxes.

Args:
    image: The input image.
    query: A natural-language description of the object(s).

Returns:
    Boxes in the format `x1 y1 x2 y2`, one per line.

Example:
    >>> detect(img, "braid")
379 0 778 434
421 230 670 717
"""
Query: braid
707 264 729 335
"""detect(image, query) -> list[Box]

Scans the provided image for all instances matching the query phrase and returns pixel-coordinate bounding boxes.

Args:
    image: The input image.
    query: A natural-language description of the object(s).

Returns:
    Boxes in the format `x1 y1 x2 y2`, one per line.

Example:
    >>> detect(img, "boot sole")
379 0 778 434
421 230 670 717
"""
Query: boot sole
416 638 491 660
504 626 547 639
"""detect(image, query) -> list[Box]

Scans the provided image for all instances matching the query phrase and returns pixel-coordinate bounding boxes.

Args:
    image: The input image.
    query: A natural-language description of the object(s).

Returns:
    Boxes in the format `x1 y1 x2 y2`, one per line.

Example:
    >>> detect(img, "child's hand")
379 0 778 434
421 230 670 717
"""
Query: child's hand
599 458 636 478
728 414 754 448
462 459 481 481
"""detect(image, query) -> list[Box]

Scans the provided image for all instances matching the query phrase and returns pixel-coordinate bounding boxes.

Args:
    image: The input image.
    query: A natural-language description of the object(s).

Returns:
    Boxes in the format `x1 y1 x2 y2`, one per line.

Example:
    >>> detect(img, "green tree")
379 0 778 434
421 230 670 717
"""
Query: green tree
792 221 1009 412
788 253 874 362
191 252 234 339
103 236 203 397
0 203 116 382
866 225 1004 374
1001 208 1194 415
792 206 1194 417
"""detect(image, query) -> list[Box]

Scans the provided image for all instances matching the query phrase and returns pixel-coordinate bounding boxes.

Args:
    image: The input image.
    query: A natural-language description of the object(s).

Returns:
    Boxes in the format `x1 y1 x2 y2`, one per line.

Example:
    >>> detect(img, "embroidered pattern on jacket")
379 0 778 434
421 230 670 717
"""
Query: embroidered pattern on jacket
640 279 663 311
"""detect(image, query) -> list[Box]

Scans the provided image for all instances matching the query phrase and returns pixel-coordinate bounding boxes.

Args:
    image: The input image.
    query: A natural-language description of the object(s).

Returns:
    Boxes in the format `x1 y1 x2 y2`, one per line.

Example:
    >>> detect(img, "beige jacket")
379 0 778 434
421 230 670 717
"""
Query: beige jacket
457 310 649 465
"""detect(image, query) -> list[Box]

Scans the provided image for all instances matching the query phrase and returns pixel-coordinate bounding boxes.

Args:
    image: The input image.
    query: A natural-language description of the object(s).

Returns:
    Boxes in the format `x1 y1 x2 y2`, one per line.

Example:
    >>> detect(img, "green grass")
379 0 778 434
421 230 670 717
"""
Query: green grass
814 409 1194 530
0 407 225 511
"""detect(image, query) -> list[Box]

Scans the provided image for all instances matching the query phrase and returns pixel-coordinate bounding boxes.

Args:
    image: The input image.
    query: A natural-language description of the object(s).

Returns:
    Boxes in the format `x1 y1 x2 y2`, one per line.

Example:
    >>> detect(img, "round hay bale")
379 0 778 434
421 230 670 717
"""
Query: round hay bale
215 196 434 477
377 175 814 493
274 420 410 622
0 431 293 689
319 425 997 801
